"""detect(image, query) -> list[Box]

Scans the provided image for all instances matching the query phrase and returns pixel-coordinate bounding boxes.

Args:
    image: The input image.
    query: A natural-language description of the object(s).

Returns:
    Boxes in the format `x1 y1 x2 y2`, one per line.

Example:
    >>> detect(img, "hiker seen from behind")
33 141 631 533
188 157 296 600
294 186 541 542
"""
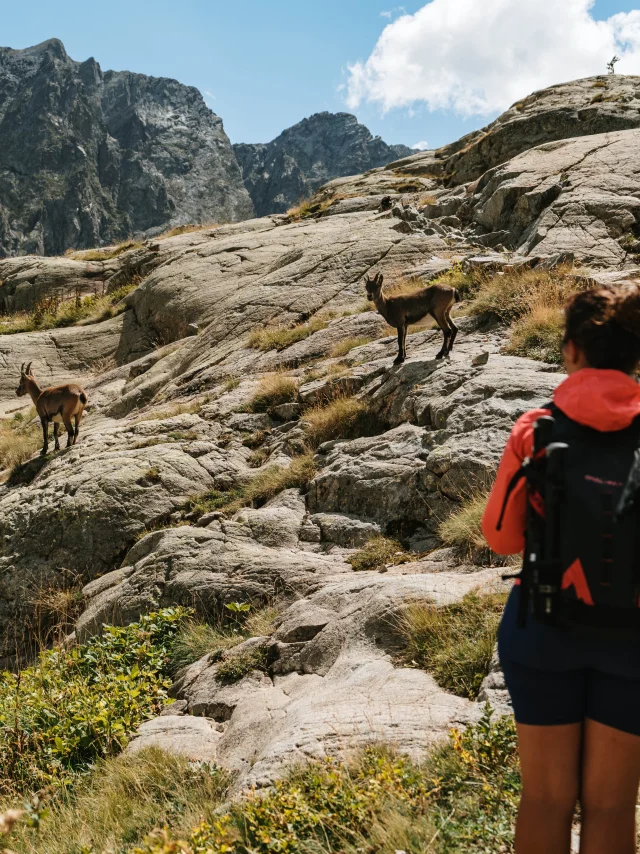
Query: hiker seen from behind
483 285 640 854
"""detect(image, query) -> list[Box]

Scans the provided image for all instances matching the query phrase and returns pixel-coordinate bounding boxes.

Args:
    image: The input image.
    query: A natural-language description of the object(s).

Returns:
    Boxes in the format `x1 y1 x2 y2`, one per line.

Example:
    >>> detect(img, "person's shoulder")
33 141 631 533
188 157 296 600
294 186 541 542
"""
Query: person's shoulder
508 407 552 457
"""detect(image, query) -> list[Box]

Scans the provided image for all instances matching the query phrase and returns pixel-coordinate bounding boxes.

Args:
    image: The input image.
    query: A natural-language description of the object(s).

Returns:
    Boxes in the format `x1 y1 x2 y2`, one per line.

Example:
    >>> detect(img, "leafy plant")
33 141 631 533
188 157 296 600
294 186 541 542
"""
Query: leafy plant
398 591 508 699
0 609 189 796
132 708 520 854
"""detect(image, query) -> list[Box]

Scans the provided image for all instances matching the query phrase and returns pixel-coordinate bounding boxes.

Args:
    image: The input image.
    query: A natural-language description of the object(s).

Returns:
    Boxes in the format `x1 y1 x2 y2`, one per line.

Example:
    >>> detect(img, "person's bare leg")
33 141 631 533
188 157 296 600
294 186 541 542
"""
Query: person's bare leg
579 719 640 854
515 723 582 854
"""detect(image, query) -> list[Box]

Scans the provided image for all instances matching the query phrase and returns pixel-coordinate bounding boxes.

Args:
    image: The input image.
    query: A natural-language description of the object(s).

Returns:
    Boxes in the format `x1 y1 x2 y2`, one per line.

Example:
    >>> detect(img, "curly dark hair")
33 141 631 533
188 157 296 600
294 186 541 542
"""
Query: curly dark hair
564 285 640 373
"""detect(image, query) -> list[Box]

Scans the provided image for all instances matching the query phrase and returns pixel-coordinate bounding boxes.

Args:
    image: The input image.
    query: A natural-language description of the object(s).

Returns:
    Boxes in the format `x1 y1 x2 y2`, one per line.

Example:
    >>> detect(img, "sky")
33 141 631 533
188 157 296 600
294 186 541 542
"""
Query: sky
1 0 640 150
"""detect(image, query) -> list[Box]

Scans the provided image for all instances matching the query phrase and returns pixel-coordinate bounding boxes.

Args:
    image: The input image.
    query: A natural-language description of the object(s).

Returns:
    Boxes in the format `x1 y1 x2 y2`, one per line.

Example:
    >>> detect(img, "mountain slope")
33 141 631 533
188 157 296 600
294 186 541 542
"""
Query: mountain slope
233 112 412 216
0 39 253 256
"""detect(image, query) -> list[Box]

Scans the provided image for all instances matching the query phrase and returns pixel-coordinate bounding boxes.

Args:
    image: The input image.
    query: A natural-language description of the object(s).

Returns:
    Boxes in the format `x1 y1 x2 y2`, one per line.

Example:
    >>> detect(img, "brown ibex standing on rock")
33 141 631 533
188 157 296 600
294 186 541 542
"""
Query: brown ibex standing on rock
16 363 88 456
365 273 460 364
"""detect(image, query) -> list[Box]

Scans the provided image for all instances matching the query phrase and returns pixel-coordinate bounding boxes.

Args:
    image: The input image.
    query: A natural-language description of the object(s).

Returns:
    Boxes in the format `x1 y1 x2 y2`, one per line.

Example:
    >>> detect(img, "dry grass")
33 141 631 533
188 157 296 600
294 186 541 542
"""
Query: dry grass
287 197 334 221
418 194 438 206
65 240 142 261
506 302 565 363
132 399 205 424
438 491 491 557
0 409 42 475
188 453 316 519
247 316 328 351
330 336 374 358
302 396 386 449
468 263 579 324
385 276 427 297
3 747 231 854
347 536 413 572
398 590 508 699
156 223 220 240
248 373 298 413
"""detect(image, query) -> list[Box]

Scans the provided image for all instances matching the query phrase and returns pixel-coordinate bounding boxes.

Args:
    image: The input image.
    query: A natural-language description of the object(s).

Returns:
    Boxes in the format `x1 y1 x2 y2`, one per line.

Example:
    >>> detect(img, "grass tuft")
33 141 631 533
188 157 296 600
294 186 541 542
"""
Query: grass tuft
302 396 386 449
65 240 142 261
0 409 42 476
329 336 373 358
4 748 232 854
468 263 578 324
216 647 268 683
156 223 220 240
506 302 565 363
438 491 491 557
399 591 507 699
248 374 298 413
347 536 413 572
247 316 328 352
188 453 316 520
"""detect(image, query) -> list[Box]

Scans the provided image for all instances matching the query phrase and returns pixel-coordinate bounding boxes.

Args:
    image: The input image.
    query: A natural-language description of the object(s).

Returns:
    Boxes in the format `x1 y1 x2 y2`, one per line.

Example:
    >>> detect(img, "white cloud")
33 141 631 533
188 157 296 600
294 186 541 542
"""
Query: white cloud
204 90 216 103
380 10 393 18
348 0 640 117
411 140 430 150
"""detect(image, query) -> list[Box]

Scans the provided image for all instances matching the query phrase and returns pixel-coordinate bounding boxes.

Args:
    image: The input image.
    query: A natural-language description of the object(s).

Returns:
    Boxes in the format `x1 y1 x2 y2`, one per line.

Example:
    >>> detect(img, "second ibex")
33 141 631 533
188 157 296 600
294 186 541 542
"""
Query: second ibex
365 273 460 364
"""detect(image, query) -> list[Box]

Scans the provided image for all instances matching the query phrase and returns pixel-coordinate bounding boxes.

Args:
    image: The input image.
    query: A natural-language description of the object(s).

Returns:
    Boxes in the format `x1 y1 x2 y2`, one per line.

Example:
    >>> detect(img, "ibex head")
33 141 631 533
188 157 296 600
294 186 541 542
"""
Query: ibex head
364 272 384 302
16 362 33 397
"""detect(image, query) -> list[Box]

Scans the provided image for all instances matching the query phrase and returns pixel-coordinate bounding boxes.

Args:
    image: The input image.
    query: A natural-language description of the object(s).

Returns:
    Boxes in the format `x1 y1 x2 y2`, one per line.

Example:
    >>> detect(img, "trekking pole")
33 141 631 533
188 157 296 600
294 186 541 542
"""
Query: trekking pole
535 441 569 623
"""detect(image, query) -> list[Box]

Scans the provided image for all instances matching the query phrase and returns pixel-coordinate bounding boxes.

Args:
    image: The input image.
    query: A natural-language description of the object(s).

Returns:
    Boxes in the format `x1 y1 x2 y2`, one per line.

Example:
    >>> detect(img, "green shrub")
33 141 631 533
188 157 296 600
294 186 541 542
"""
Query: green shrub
216 647 268 683
398 591 507 699
347 536 413 572
0 609 188 796
132 707 520 854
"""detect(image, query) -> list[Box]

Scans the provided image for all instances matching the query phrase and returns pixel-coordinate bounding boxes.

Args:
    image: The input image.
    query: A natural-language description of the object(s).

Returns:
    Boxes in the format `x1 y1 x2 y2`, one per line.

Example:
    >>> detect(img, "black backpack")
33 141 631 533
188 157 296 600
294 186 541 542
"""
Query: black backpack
498 403 640 635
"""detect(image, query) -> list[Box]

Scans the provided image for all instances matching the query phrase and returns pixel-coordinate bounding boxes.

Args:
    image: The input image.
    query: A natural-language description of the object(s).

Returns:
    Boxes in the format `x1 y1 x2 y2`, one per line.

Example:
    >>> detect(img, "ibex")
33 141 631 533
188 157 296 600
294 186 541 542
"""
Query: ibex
16 363 88 456
365 272 460 364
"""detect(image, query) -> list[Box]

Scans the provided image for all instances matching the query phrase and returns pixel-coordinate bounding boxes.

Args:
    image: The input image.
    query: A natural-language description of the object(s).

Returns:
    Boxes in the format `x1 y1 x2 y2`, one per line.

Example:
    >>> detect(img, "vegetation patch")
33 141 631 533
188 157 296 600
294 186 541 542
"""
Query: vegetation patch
130 708 520 854
4 748 232 854
247 373 298 412
287 197 334 221
0 408 42 476
347 535 413 572
0 278 142 335
157 223 220 240
302 396 386 449
506 302 565 363
216 646 268 683
65 240 142 261
438 490 491 558
188 453 316 520
0 608 188 797
170 606 279 675
329 336 373 358
468 263 579 324
398 591 508 699
247 316 329 351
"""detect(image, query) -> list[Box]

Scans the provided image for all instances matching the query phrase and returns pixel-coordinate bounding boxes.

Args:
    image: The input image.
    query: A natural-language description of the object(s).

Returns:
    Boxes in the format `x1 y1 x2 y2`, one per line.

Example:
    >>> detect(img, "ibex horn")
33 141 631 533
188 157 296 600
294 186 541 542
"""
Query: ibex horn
25 361 32 375
20 362 25 374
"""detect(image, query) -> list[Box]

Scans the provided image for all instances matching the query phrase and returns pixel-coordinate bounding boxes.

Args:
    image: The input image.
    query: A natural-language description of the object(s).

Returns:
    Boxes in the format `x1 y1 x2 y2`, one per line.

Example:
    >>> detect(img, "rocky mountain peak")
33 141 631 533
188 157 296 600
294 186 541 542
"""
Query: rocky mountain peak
0 39 254 257
234 111 412 216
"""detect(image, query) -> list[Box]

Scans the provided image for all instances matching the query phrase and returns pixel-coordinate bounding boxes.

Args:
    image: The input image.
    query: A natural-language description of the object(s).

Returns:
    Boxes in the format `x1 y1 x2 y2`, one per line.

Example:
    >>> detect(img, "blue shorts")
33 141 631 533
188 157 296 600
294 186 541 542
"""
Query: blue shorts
501 658 640 737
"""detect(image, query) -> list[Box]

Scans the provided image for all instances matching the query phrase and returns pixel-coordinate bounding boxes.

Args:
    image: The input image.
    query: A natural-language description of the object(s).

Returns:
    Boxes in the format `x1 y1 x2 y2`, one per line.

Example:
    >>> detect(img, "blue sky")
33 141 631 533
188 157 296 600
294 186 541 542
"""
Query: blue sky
1 0 639 149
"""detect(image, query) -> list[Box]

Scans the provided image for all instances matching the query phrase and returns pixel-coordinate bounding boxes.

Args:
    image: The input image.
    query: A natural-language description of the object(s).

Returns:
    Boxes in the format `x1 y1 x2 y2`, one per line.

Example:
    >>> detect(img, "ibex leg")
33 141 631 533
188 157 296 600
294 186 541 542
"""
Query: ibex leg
40 417 49 456
53 422 60 451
